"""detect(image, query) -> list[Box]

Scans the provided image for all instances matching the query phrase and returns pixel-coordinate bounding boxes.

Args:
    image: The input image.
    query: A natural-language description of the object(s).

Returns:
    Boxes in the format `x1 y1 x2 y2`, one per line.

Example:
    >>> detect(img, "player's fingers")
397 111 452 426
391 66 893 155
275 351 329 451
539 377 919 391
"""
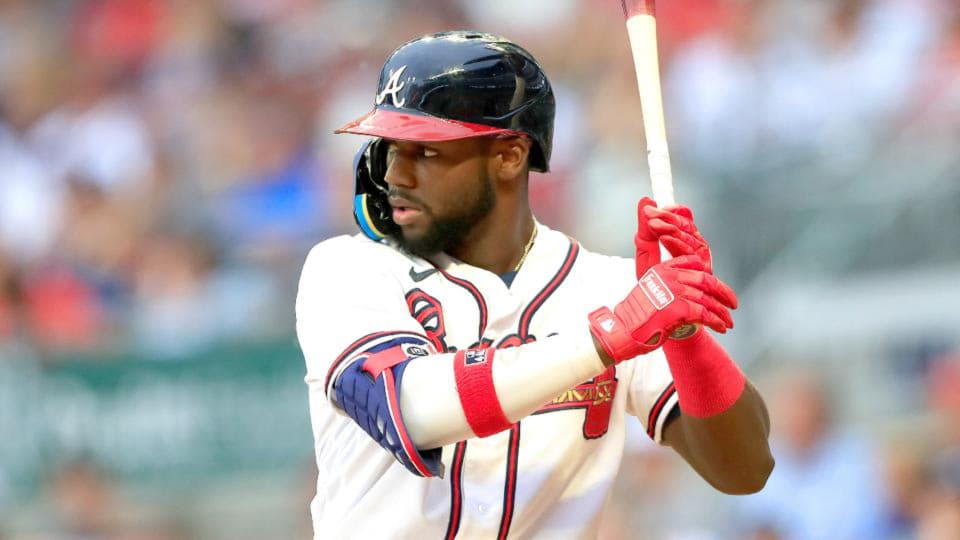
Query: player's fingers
684 300 728 334
704 274 738 309
644 206 697 234
683 287 734 329
646 218 679 235
651 226 705 253
673 270 738 309
701 274 737 310
636 197 659 242
661 255 706 272
661 240 711 275
637 197 658 225
671 205 694 221
659 236 695 257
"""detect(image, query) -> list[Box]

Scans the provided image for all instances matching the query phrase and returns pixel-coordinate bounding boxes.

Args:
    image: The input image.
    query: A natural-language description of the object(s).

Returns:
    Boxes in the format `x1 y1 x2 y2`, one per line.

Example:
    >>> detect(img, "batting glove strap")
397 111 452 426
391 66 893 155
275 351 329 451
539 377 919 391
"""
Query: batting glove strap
588 307 651 363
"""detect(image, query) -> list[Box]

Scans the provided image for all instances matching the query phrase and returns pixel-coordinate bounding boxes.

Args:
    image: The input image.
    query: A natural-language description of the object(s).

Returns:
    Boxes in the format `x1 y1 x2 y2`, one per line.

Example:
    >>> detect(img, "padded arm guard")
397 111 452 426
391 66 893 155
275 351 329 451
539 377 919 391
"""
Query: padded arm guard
332 338 443 478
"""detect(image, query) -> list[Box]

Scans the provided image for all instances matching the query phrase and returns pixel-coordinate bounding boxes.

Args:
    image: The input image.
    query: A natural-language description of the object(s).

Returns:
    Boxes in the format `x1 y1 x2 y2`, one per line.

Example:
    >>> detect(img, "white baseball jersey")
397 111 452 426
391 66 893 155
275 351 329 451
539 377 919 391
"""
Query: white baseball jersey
296 222 679 539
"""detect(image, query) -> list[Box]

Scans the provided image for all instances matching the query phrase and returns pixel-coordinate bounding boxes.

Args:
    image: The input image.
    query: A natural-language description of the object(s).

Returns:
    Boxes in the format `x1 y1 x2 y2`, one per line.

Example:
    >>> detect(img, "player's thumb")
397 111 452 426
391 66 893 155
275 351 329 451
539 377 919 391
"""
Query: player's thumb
635 197 661 277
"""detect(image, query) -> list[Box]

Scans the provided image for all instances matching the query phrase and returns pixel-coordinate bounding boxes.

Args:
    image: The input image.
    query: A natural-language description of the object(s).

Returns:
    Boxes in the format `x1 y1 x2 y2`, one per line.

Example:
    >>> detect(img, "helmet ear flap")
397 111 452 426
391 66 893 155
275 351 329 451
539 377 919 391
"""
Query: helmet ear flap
353 138 400 241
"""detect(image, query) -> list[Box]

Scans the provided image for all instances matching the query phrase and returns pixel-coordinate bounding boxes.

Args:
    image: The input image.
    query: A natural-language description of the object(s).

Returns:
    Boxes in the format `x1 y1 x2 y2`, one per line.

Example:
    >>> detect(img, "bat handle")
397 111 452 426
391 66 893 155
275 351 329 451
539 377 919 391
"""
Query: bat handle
648 141 675 208
648 141 675 260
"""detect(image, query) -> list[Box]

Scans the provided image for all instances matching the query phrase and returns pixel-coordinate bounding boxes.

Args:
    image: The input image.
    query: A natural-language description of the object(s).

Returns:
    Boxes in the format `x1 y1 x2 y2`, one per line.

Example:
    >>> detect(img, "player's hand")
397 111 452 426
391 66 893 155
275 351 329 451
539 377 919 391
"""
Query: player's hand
634 197 662 277
589 256 737 363
634 197 713 276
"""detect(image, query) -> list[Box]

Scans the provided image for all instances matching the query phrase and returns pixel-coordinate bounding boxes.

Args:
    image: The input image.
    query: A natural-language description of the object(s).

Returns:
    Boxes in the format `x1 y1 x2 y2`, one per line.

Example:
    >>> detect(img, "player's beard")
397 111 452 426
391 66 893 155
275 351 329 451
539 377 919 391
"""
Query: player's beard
394 171 496 259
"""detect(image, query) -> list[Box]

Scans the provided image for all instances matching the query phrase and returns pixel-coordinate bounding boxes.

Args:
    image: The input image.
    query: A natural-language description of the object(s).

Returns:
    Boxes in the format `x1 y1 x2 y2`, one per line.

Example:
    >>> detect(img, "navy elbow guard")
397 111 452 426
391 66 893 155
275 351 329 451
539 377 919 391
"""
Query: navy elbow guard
332 339 442 477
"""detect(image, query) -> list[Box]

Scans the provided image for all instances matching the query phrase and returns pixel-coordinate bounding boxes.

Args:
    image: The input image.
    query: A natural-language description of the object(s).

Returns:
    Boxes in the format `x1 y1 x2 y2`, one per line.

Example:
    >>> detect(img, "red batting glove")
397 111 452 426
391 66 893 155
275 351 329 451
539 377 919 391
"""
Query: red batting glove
638 198 713 274
634 197 662 278
589 256 737 363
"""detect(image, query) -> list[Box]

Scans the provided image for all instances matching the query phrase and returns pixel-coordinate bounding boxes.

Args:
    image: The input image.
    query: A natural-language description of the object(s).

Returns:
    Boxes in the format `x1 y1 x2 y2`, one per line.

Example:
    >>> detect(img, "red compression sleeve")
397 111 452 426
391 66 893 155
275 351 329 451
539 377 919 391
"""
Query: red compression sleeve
662 330 746 418
453 349 513 437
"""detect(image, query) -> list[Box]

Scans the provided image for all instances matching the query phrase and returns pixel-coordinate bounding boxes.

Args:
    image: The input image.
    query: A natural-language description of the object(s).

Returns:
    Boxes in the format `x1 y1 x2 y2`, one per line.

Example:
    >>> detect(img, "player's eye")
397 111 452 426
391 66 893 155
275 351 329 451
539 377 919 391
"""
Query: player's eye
421 147 438 158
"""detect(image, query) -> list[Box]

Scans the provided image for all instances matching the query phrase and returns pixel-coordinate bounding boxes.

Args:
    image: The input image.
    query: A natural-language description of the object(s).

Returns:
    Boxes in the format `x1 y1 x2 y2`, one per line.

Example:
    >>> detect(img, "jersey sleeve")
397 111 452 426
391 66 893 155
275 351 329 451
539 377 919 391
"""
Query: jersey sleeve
297 237 444 477
295 236 436 403
624 348 679 445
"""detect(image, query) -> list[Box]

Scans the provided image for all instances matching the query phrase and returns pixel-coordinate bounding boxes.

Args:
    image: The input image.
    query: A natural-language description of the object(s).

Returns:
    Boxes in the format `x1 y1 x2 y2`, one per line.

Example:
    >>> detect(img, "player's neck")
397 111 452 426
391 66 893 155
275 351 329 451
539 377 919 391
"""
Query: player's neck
447 203 536 276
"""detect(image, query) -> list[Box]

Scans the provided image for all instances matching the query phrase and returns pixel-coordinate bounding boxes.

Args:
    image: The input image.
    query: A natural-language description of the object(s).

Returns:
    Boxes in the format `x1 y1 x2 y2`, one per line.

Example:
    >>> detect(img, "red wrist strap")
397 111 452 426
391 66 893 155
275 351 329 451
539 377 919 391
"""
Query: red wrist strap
453 348 512 437
588 307 648 362
662 330 745 418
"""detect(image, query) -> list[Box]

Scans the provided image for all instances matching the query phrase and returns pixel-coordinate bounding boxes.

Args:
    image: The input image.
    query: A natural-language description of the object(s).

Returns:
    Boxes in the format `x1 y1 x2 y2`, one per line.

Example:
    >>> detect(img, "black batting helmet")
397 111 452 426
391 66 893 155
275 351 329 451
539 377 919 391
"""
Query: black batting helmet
337 30 556 172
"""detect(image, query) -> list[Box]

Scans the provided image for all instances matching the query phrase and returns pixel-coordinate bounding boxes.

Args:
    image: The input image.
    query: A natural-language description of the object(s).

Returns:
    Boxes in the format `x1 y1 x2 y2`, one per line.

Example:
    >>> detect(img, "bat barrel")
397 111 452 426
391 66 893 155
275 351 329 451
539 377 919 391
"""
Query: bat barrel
622 0 674 208
621 0 655 18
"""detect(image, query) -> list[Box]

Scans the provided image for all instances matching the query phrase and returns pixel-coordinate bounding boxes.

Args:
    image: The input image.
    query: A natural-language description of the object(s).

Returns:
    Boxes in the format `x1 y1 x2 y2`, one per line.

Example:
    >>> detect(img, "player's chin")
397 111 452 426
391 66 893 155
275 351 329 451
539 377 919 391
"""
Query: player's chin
397 222 433 249
397 218 430 241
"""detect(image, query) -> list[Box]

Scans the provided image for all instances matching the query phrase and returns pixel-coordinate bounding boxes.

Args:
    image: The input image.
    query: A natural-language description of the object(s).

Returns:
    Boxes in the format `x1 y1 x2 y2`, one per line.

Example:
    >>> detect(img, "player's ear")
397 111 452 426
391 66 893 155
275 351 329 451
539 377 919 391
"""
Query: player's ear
489 136 531 182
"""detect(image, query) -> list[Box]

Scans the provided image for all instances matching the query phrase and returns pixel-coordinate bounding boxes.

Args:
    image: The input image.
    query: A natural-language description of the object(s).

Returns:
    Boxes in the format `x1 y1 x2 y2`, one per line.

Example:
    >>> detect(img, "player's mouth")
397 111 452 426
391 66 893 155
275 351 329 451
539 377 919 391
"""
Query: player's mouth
388 196 424 226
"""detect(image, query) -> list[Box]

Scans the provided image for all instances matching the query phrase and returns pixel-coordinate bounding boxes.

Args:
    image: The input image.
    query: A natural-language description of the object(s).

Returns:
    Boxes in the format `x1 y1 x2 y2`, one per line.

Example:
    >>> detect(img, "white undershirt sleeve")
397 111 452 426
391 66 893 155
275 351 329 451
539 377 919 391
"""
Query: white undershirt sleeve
400 324 606 449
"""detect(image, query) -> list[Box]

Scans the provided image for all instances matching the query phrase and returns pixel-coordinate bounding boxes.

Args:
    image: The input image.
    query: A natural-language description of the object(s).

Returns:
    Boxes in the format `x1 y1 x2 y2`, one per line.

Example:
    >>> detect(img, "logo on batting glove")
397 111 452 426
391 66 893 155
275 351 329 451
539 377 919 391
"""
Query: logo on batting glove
639 269 675 310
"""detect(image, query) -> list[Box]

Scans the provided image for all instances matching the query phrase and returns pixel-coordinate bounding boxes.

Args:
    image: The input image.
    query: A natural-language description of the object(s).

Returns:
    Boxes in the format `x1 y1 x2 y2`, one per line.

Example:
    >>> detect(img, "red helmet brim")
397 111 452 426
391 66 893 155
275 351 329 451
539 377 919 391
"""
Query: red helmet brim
335 108 519 141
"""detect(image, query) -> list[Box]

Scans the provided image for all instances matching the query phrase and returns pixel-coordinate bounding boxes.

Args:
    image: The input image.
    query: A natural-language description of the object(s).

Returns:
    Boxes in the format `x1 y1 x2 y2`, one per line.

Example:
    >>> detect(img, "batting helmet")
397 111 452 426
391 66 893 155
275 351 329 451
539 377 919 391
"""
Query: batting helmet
337 30 555 171
339 30 556 241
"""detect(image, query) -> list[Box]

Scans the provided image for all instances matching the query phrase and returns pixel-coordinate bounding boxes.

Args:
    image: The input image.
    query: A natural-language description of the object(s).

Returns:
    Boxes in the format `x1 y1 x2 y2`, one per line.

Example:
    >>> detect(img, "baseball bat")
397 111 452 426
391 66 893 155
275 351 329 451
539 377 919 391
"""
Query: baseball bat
620 0 675 209
622 0 698 339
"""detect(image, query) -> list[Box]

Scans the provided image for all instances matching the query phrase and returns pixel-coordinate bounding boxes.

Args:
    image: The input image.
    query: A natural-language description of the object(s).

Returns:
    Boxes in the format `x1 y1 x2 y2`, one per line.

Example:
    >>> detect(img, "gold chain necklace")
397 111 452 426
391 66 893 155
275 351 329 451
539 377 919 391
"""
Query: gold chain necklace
513 223 538 272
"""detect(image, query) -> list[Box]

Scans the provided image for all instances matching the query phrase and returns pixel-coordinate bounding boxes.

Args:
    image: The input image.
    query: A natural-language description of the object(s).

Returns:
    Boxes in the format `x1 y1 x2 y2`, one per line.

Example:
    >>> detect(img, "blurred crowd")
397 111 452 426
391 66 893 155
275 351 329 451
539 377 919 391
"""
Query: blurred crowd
1 0 959 537
602 362 960 540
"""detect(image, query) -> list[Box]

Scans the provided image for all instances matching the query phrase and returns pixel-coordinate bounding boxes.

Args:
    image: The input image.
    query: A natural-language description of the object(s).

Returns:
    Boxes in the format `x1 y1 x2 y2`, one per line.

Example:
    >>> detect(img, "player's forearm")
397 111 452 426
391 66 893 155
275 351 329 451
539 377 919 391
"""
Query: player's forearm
400 325 607 449
660 331 773 494
663 383 772 494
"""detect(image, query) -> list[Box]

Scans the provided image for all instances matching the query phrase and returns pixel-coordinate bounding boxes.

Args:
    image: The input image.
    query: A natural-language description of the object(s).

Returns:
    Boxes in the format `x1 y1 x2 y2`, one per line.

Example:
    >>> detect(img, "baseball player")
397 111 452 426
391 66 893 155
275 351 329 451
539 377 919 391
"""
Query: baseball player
297 31 773 539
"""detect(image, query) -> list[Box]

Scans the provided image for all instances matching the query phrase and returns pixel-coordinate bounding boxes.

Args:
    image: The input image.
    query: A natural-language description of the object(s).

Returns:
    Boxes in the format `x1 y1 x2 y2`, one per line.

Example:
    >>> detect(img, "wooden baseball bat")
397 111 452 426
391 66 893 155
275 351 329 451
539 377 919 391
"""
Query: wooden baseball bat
621 0 676 209
622 0 699 339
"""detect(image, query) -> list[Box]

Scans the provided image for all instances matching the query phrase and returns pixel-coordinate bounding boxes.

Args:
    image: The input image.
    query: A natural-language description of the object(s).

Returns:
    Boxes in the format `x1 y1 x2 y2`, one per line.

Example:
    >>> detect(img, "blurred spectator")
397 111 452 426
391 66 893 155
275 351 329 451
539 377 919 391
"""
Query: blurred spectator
45 459 123 539
916 494 960 540
666 0 767 173
28 0 160 199
600 424 723 540
908 3 960 137
210 100 333 259
920 352 960 539
737 371 887 539
879 440 936 539
667 0 937 174
0 123 66 265
21 264 106 355
38 458 189 540
0 250 19 344
129 230 278 359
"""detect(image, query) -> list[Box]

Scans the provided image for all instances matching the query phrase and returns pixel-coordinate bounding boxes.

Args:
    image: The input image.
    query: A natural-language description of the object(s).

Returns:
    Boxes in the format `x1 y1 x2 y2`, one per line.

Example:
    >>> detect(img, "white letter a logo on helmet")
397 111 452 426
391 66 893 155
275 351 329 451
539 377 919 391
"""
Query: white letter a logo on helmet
376 65 408 107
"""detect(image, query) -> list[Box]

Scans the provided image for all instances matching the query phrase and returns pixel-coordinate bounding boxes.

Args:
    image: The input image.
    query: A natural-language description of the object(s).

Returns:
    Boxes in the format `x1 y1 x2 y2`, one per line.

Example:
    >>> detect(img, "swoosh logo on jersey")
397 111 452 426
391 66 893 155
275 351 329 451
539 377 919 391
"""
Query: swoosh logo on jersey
409 267 437 282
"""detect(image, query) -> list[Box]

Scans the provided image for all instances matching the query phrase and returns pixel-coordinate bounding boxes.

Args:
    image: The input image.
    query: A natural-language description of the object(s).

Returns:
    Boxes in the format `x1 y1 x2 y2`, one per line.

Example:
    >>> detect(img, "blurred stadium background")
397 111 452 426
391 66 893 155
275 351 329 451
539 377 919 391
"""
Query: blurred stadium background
0 0 958 538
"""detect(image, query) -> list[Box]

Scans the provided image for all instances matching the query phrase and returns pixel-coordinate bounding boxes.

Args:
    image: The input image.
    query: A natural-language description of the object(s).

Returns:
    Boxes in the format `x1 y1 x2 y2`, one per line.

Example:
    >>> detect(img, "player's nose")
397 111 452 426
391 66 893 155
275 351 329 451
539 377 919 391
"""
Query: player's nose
384 149 416 189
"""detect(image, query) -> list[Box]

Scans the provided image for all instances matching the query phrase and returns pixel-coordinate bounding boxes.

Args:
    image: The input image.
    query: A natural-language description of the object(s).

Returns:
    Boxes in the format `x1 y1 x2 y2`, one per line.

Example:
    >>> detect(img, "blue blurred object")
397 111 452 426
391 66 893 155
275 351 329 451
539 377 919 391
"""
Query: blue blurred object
214 146 331 252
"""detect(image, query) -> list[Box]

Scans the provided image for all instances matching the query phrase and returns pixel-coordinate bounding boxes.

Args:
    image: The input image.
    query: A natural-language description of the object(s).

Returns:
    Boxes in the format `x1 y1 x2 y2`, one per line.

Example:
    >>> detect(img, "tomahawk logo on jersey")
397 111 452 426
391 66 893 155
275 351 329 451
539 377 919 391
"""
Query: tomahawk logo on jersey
297 223 679 539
